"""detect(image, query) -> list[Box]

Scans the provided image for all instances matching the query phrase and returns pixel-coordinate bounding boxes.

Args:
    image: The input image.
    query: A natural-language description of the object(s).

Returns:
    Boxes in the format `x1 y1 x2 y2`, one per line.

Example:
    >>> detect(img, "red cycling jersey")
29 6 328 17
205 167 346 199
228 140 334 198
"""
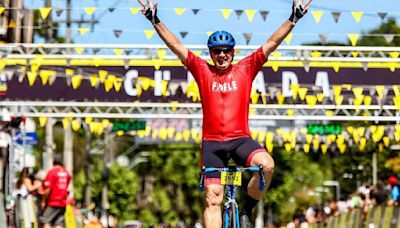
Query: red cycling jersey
184 47 267 141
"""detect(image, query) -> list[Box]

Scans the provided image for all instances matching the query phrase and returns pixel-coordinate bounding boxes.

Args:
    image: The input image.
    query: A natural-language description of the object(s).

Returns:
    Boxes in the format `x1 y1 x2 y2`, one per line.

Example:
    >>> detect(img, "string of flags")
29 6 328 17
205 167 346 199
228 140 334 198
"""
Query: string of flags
37 114 400 153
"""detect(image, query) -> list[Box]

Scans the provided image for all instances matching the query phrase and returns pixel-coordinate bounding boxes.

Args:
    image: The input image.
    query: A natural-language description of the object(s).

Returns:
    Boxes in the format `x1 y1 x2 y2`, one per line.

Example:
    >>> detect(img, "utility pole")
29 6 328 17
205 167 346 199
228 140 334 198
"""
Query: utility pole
63 121 73 195
83 123 92 208
43 118 56 171
45 0 53 42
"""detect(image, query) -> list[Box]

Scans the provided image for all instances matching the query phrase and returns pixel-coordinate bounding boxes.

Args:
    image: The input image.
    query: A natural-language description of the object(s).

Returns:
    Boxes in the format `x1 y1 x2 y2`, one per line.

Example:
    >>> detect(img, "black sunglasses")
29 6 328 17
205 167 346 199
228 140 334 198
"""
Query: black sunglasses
211 48 233 55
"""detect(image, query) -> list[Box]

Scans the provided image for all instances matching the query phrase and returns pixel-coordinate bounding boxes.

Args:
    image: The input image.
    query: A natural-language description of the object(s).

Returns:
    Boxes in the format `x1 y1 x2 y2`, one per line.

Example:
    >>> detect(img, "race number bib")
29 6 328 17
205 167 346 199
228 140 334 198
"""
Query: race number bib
221 171 242 186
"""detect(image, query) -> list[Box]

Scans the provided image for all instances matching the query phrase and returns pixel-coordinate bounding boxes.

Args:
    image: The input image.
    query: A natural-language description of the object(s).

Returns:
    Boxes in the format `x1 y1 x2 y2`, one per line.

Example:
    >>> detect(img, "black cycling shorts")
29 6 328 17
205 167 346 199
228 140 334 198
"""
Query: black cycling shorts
201 137 266 181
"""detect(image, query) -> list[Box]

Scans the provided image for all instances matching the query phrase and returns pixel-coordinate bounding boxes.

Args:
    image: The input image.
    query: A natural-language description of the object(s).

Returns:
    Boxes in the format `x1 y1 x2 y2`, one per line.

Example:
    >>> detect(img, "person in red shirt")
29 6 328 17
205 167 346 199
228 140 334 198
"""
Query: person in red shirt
40 154 72 228
138 0 310 227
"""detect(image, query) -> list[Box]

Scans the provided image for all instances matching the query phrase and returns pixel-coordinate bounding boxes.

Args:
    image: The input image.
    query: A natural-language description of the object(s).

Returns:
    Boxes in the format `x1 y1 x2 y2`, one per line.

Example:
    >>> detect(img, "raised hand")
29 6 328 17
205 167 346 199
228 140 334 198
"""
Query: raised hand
138 0 160 25
289 0 312 24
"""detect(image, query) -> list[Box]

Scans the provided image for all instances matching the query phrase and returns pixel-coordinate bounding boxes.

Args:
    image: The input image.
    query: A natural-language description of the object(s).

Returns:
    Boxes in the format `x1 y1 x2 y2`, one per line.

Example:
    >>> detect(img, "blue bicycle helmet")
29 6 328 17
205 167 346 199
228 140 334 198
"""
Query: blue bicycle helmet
207 31 236 49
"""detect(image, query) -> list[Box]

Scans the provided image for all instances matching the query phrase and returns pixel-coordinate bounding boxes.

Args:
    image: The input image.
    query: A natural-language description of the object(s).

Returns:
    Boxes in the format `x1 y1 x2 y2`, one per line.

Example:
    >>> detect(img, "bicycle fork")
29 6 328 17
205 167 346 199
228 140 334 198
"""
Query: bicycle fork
224 185 240 228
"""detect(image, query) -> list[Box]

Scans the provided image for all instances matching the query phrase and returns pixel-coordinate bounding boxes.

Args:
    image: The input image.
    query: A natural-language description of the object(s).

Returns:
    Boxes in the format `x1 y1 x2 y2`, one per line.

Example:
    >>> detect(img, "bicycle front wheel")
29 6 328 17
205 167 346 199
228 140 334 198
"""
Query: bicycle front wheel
223 202 238 228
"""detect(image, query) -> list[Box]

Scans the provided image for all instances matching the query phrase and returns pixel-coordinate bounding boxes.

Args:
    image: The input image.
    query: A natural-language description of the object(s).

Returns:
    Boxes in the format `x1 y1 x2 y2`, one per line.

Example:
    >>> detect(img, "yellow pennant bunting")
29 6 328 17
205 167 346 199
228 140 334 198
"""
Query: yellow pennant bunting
306 134 313 144
78 27 89 36
364 96 372 106
303 144 310 153
84 7 96 15
0 7 5 15
92 58 102 67
326 110 334 116
332 85 342 97
298 87 308 100
287 109 294 116
376 85 385 98
383 136 390 147
393 85 400 97
71 119 81 131
332 62 340 73
220 9 233 20
271 52 281 59
39 70 54 85
129 8 140 14
348 34 360 46
290 84 299 99
65 69 74 76
27 72 37 86
271 62 279 72
74 47 84 54
144 30 155 39
114 78 123 92
98 70 108 83
8 19 16 28
389 52 399 58
284 143 291 152
284 33 293 45
113 49 124 56
39 7 52 19
277 93 285 105
305 95 317 106
140 77 151 90
71 75 82 89
135 82 143 97
338 144 346 154
352 12 364 23
39 117 47 127
394 96 400 110
251 93 259 104
311 51 322 58
321 144 328 154
152 58 162 70
311 11 324 23
244 9 257 22
352 87 363 97
351 52 359 57
266 143 274 153
89 74 99 87
174 8 186 16
157 49 167 60
317 93 324 102
388 62 396 72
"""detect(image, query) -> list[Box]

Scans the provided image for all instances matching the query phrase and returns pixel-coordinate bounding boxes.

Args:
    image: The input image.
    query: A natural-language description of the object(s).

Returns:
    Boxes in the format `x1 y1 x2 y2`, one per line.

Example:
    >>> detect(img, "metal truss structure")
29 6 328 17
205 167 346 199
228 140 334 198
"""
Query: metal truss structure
1 44 399 122
2 101 399 122
0 43 399 62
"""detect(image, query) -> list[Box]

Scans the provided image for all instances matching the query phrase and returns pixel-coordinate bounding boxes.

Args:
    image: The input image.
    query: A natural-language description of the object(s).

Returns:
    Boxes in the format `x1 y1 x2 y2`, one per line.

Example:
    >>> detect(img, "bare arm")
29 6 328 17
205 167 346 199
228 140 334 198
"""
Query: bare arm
23 178 41 192
263 0 310 57
138 0 188 62
154 23 188 62
262 20 294 57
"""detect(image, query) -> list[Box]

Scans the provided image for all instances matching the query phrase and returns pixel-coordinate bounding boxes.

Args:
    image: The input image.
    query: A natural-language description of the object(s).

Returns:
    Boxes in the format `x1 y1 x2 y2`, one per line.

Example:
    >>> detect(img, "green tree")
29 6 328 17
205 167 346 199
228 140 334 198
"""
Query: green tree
358 18 400 46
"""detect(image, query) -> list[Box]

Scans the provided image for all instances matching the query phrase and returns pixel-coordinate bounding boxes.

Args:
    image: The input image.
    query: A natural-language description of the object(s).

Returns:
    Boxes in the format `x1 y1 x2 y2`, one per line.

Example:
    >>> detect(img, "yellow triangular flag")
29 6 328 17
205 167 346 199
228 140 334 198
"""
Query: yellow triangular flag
27 72 37 86
129 8 139 14
290 84 299 99
311 51 322 58
114 78 123 92
39 117 47 127
74 47 84 54
332 62 340 73
376 85 385 98
364 96 372 106
39 70 52 85
266 142 274 153
157 49 167 60
351 52 359 57
298 87 308 100
332 85 342 97
272 52 281 59
271 62 279 72
244 9 257 22
90 74 99 87
71 75 82 89
335 95 344 106
92 58 102 67
389 52 399 59
98 70 108 83
84 7 96 15
306 95 317 106
8 19 16 28
311 11 324 23
352 87 363 97
71 119 81 131
284 33 293 45
277 93 285 104
39 7 52 19
113 49 124 56
303 144 310 153
348 34 360 46
394 96 400 110
393 85 400 97
220 9 233 20
0 7 5 15
352 11 364 23
78 27 89 36
144 30 155 39
174 8 186 16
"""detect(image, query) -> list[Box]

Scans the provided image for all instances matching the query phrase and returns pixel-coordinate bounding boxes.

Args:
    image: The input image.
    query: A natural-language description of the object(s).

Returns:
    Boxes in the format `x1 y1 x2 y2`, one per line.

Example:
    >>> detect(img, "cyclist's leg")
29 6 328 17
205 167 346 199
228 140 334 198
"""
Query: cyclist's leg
231 137 274 198
202 140 229 228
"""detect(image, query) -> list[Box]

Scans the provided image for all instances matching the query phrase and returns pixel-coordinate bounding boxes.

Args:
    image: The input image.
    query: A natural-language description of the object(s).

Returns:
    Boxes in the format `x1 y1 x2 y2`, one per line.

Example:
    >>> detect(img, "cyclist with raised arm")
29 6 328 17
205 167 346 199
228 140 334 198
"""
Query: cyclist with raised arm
138 0 310 227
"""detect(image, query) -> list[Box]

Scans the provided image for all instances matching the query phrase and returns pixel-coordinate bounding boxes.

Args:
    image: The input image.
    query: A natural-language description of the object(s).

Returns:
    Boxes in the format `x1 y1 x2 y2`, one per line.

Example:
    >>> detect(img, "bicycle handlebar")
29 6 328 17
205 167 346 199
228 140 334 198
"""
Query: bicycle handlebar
200 165 265 192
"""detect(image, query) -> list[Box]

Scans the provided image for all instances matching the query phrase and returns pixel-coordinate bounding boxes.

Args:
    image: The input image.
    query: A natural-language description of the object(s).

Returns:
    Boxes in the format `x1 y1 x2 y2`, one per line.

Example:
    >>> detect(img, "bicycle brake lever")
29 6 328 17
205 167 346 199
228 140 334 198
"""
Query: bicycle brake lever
200 166 205 192
258 165 265 191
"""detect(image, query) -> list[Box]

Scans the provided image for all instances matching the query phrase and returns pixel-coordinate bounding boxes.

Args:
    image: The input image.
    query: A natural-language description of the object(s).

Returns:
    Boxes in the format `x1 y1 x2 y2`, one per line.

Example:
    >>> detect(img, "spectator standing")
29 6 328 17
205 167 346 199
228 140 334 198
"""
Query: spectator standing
370 181 387 206
16 167 42 228
40 154 72 228
387 176 399 206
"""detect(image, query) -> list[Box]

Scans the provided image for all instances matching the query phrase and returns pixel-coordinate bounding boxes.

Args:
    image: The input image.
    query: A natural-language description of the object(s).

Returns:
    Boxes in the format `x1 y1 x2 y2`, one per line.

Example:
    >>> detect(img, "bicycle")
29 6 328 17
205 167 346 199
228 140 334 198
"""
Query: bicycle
200 164 266 228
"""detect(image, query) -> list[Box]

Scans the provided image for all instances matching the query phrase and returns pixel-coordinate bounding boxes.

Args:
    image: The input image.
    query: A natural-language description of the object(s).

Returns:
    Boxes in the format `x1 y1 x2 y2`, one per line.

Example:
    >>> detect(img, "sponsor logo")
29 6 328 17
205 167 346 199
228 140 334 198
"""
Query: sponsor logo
212 81 238 93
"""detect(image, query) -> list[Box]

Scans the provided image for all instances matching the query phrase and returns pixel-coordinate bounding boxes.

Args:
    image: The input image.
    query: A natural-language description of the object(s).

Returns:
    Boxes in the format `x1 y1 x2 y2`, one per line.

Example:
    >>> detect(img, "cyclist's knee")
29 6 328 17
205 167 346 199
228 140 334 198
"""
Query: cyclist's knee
205 185 224 208
251 152 275 175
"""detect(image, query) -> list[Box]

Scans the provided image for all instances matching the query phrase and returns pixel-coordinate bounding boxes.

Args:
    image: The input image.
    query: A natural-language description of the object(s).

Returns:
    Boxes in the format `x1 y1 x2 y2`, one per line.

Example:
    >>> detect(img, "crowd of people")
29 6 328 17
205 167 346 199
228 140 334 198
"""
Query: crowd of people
287 175 400 227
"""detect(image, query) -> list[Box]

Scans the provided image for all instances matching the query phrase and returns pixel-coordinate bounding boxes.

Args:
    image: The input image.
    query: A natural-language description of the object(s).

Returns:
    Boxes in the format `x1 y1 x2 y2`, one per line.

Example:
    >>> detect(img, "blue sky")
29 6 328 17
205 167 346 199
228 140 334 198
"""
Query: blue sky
25 0 399 46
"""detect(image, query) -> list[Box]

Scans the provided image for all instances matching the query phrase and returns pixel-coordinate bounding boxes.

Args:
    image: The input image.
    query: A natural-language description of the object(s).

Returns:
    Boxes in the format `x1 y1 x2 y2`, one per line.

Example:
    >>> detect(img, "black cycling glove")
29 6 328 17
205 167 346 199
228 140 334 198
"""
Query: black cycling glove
144 4 160 26
289 0 307 24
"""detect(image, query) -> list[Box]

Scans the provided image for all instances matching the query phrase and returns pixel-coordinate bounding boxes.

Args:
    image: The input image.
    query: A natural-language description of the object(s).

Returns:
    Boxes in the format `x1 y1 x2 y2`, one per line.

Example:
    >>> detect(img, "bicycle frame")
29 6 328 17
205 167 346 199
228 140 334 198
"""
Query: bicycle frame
200 165 265 228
